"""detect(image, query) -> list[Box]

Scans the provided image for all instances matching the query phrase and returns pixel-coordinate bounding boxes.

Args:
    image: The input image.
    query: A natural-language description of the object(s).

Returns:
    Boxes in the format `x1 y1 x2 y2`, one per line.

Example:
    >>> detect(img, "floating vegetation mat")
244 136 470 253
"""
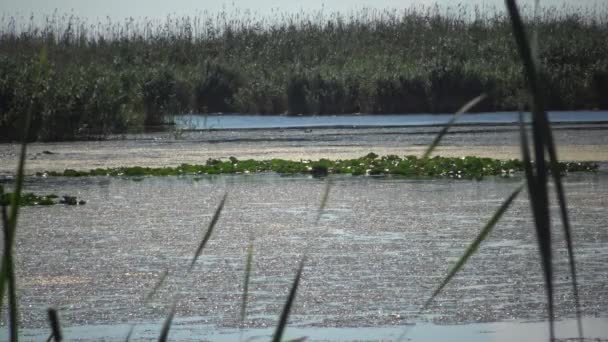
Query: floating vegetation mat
37 155 598 180
0 191 86 207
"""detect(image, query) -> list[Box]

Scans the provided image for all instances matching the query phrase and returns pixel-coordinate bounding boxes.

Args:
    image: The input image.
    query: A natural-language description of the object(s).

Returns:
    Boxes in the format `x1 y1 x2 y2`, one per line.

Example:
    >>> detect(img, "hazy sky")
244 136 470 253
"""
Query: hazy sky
2 0 605 21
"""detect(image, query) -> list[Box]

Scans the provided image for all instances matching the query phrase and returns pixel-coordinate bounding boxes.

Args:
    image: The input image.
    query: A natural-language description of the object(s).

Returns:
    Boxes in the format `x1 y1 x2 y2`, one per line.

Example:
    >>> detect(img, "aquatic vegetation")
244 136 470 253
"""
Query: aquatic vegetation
0 4 604 341
1 5 607 141
2 193 55 206
0 188 85 206
37 155 598 180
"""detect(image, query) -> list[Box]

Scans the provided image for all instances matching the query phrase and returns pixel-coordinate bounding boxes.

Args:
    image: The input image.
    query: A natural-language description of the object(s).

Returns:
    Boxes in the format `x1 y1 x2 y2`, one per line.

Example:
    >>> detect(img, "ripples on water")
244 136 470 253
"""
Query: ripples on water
6 172 608 340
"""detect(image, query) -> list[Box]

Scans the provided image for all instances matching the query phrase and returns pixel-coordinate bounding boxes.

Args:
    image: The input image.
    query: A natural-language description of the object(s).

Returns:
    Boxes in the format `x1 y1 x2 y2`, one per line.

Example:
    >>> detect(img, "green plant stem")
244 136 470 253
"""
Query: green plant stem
157 302 177 342
189 193 227 271
506 1 555 339
272 256 306 342
421 94 487 159
240 240 254 324
423 183 524 310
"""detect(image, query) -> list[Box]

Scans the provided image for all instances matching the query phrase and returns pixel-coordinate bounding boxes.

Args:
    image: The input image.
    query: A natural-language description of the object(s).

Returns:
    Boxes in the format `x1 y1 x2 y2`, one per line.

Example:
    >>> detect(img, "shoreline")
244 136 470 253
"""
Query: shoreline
1 145 607 176
170 120 608 132
1 124 607 175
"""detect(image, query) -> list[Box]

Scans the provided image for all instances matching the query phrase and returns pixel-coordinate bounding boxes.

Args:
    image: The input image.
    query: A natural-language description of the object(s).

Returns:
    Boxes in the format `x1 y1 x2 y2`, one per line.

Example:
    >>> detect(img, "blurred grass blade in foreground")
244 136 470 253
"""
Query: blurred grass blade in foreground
548 147 584 338
46 308 62 342
157 303 177 342
421 94 486 159
189 193 227 271
397 183 523 342
506 0 574 339
272 256 306 342
145 269 169 303
124 324 135 342
240 239 254 324
423 184 524 310
315 178 332 224
518 113 535 188
0 47 44 342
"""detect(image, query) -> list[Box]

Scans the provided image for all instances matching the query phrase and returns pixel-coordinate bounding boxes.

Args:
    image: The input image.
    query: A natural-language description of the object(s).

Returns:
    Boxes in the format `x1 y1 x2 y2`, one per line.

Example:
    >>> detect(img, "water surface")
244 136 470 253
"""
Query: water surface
3 172 607 340
175 111 608 130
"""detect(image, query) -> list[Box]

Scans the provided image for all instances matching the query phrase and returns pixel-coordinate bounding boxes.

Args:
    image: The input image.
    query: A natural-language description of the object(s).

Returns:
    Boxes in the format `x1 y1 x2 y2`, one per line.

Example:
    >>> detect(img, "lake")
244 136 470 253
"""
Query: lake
174 111 608 130
3 172 608 340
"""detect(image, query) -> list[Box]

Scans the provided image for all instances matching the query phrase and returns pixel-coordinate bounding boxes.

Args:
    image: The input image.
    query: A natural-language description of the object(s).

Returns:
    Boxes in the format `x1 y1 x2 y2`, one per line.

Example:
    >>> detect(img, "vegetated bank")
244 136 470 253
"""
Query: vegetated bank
1 6 607 141
0 185 85 206
37 154 598 180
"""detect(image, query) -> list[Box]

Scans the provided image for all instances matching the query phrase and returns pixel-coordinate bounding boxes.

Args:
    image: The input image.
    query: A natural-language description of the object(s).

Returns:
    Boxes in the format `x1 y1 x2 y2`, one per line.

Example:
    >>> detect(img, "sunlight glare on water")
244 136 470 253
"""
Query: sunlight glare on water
4 172 608 340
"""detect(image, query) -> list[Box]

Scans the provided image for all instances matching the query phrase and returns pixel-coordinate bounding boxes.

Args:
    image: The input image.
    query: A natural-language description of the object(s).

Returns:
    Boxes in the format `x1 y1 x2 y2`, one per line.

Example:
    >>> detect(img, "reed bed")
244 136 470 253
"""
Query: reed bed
1 5 607 141
0 2 604 341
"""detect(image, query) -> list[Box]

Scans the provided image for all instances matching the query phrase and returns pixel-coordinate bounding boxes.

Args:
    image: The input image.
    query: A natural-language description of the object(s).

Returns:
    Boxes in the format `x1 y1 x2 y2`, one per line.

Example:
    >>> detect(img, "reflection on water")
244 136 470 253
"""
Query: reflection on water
5 173 608 340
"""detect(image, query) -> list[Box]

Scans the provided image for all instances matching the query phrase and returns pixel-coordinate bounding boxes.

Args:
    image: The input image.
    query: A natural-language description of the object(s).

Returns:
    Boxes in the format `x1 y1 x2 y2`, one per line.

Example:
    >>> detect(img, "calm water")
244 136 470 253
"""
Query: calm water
14 317 608 341
175 111 608 130
3 172 607 340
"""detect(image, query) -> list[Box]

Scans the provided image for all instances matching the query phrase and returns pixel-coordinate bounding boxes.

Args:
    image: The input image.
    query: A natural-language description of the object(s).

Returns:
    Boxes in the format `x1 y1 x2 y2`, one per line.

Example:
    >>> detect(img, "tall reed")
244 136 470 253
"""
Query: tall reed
415 2 586 341
1 5 607 141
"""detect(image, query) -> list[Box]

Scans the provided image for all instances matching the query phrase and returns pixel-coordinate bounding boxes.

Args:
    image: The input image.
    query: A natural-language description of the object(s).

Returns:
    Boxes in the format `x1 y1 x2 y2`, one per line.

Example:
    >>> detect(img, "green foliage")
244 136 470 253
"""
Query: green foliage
0 57 135 141
1 7 607 141
142 68 179 126
286 74 309 114
39 155 597 179
1 192 54 206
194 63 242 113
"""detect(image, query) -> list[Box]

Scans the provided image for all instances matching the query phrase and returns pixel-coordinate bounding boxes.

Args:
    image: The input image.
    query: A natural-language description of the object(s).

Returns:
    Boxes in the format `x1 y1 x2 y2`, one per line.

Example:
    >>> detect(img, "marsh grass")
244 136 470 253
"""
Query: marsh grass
1 4 607 141
0 2 601 341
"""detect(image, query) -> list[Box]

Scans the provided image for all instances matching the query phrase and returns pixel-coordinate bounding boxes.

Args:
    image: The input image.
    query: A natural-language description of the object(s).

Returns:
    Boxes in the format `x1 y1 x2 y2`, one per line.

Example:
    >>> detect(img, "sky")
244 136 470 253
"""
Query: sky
2 0 605 21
